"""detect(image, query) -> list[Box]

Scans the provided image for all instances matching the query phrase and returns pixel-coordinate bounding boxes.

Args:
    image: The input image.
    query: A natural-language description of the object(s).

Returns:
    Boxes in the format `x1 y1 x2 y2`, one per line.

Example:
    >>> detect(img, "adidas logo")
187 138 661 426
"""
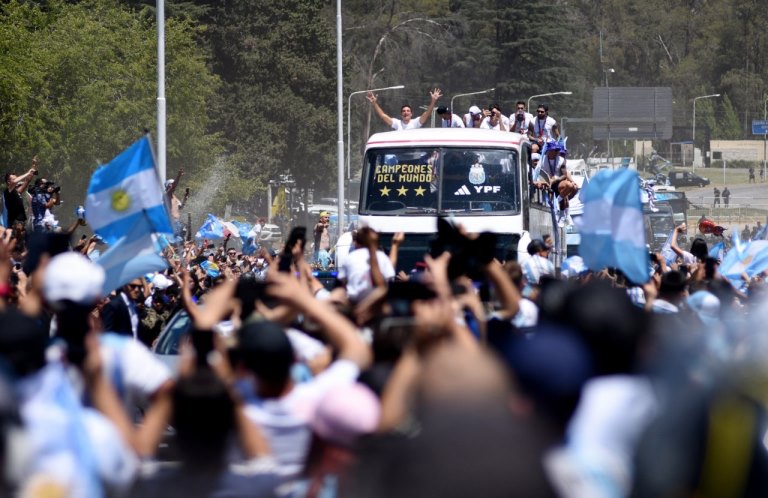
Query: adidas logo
454 185 471 196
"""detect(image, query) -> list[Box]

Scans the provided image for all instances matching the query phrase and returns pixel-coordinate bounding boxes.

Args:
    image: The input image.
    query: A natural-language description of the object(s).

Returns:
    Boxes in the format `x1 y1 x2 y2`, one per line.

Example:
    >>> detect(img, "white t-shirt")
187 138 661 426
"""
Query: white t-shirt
509 112 534 134
338 248 396 302
533 116 557 140
440 114 466 128
464 113 482 128
244 359 360 476
479 115 511 131
512 298 539 328
390 118 422 131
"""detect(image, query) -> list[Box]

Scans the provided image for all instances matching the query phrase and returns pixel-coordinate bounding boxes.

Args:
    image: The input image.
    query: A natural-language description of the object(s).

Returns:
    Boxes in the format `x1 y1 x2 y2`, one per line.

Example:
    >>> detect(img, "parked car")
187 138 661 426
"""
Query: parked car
259 224 283 244
152 309 233 373
667 171 710 188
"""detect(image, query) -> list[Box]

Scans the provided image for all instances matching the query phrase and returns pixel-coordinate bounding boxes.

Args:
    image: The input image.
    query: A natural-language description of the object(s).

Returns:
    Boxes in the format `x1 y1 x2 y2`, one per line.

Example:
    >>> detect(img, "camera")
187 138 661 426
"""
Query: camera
516 112 525 121
32 169 39 176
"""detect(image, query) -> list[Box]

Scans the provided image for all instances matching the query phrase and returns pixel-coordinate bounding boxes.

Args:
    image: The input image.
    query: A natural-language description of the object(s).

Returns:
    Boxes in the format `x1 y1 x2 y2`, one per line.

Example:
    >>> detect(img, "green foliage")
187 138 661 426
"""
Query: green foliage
0 0 219 214
203 0 338 203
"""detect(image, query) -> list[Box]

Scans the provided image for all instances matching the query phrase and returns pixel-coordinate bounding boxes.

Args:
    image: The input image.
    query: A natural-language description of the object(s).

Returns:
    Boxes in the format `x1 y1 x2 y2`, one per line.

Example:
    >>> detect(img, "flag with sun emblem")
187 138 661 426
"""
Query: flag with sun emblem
85 136 173 244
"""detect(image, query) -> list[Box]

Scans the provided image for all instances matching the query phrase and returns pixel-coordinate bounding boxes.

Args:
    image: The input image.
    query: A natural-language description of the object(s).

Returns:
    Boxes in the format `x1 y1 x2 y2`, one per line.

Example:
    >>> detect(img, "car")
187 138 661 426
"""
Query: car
152 309 233 373
259 224 283 244
667 171 710 188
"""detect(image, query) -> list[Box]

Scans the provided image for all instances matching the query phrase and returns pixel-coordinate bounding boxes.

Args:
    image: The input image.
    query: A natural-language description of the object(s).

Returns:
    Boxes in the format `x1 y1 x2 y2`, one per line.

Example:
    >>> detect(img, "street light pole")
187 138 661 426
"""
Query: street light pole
763 95 767 182
527 91 573 115
450 88 495 120
346 85 404 224
335 0 344 239
692 93 720 173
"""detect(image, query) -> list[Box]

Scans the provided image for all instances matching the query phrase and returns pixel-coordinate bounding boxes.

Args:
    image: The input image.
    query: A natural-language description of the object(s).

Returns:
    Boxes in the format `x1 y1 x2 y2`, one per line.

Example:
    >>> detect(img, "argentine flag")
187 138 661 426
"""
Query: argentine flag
719 240 768 286
85 136 173 244
580 169 649 284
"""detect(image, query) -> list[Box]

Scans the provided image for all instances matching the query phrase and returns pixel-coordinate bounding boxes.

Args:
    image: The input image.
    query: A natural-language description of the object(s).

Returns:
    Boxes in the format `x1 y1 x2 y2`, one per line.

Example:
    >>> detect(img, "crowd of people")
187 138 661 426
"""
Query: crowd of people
2 150 768 497
3 102 768 497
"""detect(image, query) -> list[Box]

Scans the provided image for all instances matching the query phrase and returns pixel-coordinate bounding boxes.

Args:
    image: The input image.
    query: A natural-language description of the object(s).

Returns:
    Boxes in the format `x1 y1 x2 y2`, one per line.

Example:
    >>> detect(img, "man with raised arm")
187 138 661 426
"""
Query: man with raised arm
367 88 442 130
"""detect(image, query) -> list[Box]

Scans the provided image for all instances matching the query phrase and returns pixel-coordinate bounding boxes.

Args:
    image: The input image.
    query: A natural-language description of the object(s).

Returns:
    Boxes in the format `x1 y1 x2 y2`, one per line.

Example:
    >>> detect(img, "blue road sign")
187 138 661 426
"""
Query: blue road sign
752 119 768 135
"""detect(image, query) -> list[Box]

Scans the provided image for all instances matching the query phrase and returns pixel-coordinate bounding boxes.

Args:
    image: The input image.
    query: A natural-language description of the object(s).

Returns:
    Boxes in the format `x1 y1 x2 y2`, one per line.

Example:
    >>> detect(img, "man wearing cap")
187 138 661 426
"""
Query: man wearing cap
436 106 465 128
367 88 442 131
464 105 485 128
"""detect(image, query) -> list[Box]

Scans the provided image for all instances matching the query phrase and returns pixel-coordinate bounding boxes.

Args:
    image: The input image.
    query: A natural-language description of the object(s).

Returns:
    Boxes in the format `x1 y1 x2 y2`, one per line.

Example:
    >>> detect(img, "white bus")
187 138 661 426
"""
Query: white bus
345 128 558 272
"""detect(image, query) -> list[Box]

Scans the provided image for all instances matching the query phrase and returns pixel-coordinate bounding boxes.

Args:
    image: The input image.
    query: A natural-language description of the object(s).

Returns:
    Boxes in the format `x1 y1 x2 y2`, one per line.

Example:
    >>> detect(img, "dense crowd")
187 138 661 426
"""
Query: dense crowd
3 118 768 498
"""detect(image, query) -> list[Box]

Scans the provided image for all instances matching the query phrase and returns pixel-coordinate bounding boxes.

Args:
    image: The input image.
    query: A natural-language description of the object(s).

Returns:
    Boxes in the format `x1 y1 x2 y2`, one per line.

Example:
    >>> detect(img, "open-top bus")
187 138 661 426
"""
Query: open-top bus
343 128 558 272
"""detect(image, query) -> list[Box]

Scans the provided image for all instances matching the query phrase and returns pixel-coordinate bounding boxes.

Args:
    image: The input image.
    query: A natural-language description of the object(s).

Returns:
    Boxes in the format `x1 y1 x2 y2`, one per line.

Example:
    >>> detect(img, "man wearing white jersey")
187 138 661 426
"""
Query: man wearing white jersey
368 88 442 131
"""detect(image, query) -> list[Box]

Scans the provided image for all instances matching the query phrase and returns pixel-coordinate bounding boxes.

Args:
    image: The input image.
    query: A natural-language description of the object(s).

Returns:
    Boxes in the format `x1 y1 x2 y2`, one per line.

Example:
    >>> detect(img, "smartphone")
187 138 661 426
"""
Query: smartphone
191 329 214 368
23 232 71 275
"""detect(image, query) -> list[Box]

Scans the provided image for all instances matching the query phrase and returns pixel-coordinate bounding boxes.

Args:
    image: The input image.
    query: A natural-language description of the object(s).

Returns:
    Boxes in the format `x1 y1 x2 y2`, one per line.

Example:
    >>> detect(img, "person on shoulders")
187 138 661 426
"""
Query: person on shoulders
368 88 442 131
3 155 38 227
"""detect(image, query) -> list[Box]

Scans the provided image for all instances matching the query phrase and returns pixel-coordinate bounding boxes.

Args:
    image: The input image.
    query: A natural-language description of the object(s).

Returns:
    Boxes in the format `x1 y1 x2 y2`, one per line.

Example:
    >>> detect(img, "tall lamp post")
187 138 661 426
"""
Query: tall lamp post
450 88 495 119
692 93 720 173
346 85 404 223
763 95 768 182
527 91 573 115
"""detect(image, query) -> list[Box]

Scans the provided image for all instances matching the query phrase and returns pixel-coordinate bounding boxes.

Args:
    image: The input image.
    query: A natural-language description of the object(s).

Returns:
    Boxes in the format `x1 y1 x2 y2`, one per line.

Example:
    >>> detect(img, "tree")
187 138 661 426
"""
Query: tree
0 0 220 218
203 0 339 212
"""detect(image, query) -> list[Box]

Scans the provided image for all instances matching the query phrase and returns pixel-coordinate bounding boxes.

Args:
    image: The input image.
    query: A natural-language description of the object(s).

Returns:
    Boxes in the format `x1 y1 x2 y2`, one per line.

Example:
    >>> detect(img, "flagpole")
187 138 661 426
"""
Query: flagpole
157 0 167 184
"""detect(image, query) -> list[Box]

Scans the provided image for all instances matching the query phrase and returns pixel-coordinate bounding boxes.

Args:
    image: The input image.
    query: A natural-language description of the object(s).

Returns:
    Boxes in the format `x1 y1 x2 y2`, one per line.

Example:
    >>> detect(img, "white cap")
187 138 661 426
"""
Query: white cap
44 252 105 305
469 105 481 115
531 153 541 161
151 273 173 290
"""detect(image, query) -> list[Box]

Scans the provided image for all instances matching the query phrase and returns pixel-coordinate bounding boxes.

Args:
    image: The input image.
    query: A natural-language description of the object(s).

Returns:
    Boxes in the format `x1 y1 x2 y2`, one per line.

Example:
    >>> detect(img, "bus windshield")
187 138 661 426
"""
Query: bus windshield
361 147 520 215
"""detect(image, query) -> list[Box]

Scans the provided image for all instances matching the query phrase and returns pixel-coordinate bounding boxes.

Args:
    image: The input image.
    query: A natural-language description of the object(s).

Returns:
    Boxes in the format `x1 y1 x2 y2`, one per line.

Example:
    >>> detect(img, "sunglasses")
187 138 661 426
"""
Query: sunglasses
517 106 525 110
128 284 142 290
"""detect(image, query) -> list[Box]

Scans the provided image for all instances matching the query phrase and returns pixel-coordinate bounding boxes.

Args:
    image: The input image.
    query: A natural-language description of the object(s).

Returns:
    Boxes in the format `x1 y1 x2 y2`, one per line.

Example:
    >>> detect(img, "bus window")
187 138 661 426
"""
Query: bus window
440 149 519 214
362 149 438 214
361 147 519 216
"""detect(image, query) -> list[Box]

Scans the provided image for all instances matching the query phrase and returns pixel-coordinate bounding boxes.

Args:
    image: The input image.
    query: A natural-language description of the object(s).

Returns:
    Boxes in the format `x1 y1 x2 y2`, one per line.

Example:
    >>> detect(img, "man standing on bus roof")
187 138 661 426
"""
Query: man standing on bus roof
367 88 442 131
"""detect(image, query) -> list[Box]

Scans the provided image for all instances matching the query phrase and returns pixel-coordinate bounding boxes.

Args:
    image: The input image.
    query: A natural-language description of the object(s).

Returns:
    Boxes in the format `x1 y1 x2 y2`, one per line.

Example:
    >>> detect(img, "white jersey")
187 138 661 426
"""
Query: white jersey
510 112 534 134
479 115 510 131
440 114 466 128
533 115 557 140
390 118 422 131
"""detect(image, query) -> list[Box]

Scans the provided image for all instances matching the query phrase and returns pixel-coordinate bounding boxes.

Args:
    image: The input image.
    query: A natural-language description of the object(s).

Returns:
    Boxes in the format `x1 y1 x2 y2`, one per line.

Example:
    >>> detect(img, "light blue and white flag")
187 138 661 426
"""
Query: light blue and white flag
660 230 678 265
95 219 169 295
719 240 768 286
231 220 252 239
85 136 173 244
195 213 225 239
708 240 725 261
580 169 649 284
